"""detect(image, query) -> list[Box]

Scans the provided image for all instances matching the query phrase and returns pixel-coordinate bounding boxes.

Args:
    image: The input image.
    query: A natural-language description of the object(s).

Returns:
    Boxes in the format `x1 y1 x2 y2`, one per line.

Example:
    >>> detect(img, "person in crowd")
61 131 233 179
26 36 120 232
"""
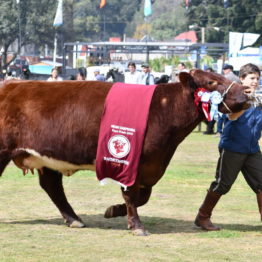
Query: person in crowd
222 64 241 83
215 114 227 137
5 70 18 80
138 63 154 85
76 67 87 80
177 62 189 73
203 67 216 134
124 62 140 84
194 63 262 231
205 67 214 73
94 69 106 81
47 68 63 81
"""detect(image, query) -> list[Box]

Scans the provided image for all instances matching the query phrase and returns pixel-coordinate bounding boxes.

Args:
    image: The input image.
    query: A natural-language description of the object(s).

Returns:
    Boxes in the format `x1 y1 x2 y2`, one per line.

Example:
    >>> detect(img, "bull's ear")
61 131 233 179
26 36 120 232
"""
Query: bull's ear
179 72 197 90
189 69 197 76
207 80 218 89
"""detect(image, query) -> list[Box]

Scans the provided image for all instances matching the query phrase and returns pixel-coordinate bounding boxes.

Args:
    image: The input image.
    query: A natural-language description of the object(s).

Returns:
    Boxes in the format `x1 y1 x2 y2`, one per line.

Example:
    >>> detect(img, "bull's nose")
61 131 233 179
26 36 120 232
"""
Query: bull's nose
243 88 253 95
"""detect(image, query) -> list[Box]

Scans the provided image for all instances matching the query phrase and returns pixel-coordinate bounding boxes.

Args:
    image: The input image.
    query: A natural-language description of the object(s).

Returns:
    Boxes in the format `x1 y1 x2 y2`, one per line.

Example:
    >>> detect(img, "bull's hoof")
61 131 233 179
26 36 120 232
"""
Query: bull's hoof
69 220 86 228
104 206 114 218
104 204 127 218
132 228 150 236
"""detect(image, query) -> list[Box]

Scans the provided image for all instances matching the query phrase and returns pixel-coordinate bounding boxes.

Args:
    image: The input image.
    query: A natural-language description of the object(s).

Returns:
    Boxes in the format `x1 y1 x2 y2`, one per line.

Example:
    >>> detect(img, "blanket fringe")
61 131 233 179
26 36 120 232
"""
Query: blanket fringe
99 178 128 191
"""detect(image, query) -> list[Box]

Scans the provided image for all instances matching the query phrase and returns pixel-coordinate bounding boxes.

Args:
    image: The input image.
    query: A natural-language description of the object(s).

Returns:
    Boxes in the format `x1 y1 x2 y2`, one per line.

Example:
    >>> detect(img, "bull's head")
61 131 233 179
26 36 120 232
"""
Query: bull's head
180 69 251 114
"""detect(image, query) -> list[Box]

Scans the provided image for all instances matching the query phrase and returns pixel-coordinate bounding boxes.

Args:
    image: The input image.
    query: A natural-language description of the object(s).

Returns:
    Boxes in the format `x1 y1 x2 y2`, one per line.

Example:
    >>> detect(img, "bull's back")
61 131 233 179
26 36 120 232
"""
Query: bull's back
0 81 113 164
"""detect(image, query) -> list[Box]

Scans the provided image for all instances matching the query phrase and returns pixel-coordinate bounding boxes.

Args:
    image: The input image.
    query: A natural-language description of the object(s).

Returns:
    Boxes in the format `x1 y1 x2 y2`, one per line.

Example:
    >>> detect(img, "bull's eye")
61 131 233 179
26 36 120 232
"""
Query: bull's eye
208 81 214 85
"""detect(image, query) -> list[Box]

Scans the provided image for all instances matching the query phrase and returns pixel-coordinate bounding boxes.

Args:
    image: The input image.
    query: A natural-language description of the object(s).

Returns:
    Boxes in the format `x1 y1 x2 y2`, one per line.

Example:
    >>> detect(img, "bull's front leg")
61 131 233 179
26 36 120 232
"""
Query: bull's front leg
104 186 152 218
38 167 85 228
121 185 149 236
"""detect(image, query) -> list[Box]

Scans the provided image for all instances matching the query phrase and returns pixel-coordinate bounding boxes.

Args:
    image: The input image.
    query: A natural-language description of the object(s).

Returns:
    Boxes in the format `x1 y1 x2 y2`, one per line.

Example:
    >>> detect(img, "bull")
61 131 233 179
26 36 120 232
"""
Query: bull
0 70 251 235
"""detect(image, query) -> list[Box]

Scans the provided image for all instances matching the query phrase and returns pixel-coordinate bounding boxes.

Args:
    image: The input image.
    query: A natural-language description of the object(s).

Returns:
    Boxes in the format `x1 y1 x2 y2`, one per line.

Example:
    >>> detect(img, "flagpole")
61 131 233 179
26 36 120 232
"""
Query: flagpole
53 32 57 64
16 0 22 55
144 0 152 63
103 10 106 41
53 0 63 67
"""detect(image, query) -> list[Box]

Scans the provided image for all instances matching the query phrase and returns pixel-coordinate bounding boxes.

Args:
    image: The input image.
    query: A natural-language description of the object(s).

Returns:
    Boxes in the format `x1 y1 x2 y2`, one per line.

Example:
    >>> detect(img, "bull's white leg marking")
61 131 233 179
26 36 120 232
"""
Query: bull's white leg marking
14 148 95 176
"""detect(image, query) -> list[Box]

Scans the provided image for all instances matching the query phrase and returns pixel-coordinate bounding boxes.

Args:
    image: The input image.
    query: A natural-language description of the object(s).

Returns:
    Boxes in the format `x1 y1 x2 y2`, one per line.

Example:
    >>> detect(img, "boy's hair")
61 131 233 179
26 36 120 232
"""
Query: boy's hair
239 63 260 79
128 62 136 68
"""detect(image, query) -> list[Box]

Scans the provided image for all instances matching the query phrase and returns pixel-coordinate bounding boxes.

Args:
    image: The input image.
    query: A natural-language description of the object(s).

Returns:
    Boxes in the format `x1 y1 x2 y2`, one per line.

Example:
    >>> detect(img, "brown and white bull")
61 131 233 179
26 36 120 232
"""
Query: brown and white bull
0 70 251 235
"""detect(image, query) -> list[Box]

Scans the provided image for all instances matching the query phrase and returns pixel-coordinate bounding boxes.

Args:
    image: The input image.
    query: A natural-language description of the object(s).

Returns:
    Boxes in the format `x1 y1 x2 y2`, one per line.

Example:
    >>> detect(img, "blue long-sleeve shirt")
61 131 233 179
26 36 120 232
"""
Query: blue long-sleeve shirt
219 107 262 154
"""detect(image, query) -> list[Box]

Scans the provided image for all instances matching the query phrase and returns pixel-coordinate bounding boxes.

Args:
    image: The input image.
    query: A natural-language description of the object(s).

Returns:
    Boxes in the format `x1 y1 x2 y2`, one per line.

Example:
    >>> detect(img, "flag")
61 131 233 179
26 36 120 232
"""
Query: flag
100 0 106 8
229 32 243 57
185 0 190 9
53 0 63 27
242 33 260 48
223 0 228 8
144 0 152 17
229 32 260 57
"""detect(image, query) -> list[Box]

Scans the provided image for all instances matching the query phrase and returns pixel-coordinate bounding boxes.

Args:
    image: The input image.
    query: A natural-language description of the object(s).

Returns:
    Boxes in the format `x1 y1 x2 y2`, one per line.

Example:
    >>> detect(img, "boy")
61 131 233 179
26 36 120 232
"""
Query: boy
195 63 262 231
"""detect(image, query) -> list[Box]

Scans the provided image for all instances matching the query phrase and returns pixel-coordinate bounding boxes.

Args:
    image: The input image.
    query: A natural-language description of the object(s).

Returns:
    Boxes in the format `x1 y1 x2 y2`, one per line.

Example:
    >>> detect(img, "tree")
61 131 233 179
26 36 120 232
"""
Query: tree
73 0 142 41
0 0 22 70
186 0 262 44
126 0 188 41
0 0 57 71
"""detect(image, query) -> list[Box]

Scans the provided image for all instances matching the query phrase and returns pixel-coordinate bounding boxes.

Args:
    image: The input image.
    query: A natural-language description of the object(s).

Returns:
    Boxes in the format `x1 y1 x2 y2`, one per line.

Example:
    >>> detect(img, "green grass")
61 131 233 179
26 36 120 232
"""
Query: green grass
0 131 261 262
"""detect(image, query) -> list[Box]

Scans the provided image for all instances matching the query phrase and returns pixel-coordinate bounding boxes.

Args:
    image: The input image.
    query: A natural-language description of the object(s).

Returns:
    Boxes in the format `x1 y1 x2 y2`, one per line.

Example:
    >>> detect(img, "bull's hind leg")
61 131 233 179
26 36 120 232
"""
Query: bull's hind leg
38 167 85 228
104 186 152 218
0 150 11 175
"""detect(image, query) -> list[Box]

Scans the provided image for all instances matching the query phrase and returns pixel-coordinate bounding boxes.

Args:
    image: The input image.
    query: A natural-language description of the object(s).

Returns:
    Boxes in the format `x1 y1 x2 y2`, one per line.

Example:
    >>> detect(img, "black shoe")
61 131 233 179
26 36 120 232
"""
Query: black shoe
203 131 215 135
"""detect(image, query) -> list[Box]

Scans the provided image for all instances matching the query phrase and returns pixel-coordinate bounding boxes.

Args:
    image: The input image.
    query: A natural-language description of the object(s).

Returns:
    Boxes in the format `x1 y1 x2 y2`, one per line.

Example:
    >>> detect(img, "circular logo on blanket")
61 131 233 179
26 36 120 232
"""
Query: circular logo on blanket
108 135 131 158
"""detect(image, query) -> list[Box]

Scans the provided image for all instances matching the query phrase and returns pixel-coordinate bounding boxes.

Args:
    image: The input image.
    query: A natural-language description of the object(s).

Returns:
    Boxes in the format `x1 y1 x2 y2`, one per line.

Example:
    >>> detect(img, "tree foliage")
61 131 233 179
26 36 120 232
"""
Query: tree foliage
0 0 261 72
186 0 262 44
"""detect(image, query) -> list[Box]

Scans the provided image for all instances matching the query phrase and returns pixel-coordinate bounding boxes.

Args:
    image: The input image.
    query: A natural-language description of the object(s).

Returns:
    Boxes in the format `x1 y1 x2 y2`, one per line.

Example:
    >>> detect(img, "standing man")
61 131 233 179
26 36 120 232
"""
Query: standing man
222 64 241 83
138 63 154 85
177 62 188 73
94 69 106 82
124 62 140 84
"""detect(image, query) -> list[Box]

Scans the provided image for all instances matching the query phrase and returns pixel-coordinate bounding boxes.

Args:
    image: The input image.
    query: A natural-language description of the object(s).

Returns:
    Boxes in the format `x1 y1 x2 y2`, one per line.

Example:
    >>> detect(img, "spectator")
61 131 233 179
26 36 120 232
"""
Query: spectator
203 67 216 135
94 69 106 82
5 70 17 80
47 68 63 81
177 62 189 73
76 67 87 80
138 63 154 85
215 114 227 137
205 67 214 73
124 62 140 84
222 64 241 83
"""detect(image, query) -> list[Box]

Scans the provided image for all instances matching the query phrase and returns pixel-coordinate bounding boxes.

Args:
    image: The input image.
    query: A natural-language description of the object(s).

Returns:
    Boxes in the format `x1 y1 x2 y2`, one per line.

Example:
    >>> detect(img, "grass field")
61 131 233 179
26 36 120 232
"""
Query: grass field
0 131 261 262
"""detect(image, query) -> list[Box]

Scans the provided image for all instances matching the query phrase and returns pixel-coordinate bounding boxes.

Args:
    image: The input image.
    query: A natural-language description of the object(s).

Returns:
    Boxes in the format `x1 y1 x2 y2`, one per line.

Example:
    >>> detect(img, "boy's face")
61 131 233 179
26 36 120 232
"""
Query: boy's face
240 73 260 92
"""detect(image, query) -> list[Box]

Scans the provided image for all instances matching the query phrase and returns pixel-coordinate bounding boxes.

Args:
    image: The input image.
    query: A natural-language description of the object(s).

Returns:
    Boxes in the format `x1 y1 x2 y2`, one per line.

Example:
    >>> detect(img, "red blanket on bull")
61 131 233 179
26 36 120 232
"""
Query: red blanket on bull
96 82 157 190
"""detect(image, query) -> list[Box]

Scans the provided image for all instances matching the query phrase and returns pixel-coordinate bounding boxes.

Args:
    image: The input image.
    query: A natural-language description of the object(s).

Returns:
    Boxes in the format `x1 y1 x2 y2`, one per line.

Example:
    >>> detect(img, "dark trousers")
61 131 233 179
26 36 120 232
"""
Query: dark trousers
210 149 262 194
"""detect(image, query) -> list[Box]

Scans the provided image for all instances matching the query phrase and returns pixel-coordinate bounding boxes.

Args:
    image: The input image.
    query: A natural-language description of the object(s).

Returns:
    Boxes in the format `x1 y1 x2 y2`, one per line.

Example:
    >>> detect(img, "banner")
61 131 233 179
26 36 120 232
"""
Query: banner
53 0 63 27
229 32 243 57
144 0 152 17
242 33 260 48
229 32 260 57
